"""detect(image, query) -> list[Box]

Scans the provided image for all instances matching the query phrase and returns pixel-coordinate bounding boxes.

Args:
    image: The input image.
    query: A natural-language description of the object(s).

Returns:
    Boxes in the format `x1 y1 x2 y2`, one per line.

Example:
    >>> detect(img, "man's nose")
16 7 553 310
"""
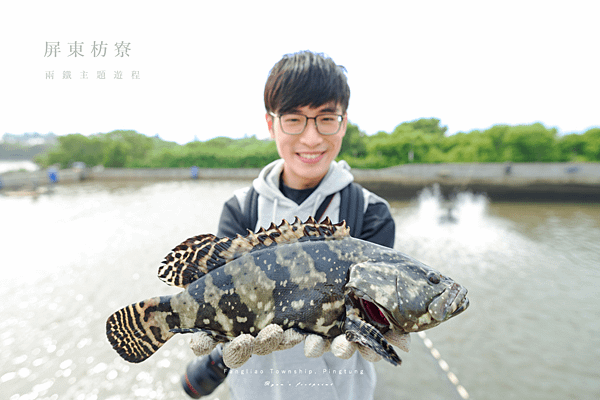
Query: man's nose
299 118 323 146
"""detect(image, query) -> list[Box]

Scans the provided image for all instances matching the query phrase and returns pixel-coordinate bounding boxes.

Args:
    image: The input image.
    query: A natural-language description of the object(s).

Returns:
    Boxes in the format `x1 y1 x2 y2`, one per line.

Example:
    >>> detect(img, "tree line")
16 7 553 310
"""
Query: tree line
34 119 600 169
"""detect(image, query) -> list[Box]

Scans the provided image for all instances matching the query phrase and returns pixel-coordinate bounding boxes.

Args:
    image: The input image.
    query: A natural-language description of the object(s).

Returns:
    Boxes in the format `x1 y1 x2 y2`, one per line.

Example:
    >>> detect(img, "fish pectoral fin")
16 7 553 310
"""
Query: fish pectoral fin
344 311 401 366
170 328 229 343
169 328 203 334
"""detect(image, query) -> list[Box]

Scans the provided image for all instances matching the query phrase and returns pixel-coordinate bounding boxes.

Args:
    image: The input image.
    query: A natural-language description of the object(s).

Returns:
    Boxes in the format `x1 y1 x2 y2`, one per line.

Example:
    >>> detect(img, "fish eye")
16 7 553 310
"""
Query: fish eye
427 271 441 284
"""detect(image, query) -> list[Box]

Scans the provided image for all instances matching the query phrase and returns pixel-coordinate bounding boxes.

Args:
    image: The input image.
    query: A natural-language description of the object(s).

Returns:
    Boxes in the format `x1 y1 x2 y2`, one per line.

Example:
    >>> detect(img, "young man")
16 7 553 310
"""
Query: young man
182 50 395 400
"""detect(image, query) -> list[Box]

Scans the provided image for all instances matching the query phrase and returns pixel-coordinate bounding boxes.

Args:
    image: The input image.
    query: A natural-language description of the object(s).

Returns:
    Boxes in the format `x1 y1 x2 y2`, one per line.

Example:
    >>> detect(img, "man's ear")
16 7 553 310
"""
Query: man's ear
265 113 275 139
339 113 348 138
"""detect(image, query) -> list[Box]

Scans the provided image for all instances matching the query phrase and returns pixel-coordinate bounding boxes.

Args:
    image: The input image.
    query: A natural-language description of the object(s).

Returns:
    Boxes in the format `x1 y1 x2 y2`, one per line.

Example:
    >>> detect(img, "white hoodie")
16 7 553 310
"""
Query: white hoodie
234 158 384 229
226 159 378 400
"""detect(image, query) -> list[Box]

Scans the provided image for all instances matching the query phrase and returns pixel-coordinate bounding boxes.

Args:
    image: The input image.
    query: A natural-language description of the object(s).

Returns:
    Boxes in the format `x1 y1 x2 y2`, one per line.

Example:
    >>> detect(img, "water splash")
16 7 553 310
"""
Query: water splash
392 184 538 277
397 185 497 251
412 184 489 228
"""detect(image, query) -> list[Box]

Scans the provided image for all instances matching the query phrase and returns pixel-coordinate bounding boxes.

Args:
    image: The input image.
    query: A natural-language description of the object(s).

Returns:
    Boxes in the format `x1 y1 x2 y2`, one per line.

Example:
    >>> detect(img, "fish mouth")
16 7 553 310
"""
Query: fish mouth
349 293 394 331
428 283 469 322
359 298 391 328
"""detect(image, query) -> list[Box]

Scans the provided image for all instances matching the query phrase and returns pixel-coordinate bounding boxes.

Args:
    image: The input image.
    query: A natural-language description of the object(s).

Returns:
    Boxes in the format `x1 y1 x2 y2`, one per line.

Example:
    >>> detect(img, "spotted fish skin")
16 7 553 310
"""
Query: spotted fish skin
106 217 469 365
181 236 363 337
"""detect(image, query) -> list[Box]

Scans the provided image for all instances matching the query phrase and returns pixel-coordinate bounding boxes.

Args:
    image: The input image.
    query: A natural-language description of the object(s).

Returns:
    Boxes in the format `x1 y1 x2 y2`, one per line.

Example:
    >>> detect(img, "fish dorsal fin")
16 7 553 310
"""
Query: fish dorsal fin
158 216 350 288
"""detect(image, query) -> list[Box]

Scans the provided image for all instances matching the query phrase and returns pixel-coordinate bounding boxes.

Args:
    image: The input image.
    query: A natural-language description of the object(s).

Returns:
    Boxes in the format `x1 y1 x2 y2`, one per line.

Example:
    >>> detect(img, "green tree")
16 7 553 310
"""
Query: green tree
43 134 106 168
481 125 510 161
104 141 128 167
502 124 558 162
105 130 153 166
339 122 367 158
583 128 600 161
392 118 448 137
557 133 588 161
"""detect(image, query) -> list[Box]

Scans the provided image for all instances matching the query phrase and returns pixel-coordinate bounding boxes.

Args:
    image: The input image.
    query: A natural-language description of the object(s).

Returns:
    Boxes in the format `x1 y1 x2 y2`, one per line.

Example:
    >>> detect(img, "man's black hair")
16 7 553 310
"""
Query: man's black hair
264 50 350 115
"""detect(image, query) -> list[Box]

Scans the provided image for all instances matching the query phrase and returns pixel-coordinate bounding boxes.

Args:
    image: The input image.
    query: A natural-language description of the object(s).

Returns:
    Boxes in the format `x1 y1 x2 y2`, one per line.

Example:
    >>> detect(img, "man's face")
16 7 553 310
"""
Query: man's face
267 102 347 190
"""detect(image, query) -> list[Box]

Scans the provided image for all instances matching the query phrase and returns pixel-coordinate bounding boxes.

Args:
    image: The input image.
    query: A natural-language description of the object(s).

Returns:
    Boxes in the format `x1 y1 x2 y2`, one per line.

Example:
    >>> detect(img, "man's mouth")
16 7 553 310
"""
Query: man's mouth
297 152 325 163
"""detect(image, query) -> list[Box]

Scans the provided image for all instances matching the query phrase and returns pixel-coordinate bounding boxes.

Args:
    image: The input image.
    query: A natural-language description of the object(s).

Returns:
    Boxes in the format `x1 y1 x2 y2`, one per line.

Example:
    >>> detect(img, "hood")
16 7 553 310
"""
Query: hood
252 159 354 227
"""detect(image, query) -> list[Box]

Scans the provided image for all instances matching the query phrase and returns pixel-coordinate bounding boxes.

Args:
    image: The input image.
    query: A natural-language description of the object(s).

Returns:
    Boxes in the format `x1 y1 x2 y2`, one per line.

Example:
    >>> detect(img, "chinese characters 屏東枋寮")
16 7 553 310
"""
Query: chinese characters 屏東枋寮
44 41 132 57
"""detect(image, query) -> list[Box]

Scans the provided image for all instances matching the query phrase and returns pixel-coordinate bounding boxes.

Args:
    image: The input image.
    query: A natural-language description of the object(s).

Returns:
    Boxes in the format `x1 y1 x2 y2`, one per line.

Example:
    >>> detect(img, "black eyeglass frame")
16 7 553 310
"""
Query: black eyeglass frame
269 112 345 135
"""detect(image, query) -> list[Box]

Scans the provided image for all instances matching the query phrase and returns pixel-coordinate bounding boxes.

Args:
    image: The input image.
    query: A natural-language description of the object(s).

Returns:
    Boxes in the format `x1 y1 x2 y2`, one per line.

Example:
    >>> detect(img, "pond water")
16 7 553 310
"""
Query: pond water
0 160 39 174
1 181 599 400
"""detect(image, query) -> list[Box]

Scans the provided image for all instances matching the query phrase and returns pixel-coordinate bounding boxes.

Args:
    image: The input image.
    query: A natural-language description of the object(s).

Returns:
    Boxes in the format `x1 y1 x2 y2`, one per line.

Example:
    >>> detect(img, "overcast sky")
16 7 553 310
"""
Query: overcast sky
1 1 598 144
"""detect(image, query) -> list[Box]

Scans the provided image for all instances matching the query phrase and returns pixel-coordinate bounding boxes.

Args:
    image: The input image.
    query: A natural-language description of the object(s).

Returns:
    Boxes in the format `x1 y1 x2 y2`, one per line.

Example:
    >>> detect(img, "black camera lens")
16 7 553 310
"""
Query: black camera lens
182 346 229 399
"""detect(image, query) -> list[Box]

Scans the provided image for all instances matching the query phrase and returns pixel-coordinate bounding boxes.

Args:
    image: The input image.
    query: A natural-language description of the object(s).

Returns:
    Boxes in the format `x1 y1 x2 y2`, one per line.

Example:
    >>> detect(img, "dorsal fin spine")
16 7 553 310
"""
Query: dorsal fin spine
157 217 350 288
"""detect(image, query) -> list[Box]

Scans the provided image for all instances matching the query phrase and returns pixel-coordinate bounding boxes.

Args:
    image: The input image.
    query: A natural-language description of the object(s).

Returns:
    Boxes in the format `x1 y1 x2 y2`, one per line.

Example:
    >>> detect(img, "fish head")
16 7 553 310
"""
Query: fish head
344 258 469 333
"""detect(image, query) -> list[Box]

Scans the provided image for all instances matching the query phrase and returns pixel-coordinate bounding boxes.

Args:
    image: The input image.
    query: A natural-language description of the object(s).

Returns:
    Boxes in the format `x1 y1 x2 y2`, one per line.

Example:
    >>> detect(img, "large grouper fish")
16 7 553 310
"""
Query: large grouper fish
106 217 469 366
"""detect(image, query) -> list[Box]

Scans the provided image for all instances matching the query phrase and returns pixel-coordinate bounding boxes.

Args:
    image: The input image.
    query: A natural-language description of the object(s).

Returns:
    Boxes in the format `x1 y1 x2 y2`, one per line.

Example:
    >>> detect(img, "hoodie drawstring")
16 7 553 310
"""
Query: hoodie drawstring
272 197 279 225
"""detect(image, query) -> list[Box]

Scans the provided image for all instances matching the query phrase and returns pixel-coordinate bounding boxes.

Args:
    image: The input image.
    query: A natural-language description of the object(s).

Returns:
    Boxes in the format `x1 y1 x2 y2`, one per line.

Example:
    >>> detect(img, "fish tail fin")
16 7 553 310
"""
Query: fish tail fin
106 295 178 363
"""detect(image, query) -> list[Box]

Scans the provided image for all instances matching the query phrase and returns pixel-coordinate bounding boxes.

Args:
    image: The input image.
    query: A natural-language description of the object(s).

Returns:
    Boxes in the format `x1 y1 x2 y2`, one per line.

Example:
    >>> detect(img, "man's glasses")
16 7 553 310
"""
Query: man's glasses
269 112 344 135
